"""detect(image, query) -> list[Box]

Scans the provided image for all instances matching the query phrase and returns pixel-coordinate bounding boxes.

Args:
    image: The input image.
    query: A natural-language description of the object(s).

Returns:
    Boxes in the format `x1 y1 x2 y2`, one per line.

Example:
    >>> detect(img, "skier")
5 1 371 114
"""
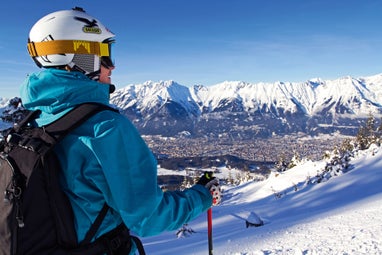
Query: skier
21 7 220 254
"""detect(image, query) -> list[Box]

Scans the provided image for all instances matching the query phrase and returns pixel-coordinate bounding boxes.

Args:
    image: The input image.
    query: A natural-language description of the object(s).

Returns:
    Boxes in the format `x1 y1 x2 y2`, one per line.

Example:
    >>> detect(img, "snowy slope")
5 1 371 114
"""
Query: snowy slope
143 145 382 254
2 82 382 254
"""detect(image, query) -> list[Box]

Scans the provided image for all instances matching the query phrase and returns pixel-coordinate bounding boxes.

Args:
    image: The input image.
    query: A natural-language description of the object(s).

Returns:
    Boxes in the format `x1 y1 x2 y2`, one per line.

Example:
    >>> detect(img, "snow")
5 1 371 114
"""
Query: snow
111 80 200 115
144 145 382 254
110 73 382 117
0 99 13 131
2 75 382 254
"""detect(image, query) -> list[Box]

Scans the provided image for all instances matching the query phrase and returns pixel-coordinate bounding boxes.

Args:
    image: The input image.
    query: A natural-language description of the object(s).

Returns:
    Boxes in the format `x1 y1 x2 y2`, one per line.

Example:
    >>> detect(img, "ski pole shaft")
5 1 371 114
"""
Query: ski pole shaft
207 208 213 255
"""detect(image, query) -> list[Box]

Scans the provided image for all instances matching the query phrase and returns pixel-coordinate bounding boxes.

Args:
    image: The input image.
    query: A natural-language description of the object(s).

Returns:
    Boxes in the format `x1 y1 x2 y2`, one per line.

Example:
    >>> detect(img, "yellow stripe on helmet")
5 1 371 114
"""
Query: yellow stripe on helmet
27 40 110 57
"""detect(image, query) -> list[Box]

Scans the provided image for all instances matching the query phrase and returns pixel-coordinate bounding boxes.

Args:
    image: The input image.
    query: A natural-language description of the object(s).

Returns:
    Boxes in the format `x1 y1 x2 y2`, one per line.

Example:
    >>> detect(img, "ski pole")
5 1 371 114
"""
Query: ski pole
207 207 213 255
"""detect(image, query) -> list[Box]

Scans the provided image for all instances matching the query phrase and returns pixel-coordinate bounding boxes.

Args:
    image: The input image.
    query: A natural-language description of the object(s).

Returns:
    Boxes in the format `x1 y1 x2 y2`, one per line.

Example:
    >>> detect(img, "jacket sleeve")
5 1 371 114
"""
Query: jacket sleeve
86 112 212 237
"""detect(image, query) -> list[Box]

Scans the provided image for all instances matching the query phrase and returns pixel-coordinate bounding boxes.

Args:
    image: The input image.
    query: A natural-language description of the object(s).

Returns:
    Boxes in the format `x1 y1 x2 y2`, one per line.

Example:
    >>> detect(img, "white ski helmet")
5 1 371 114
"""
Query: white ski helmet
27 7 115 79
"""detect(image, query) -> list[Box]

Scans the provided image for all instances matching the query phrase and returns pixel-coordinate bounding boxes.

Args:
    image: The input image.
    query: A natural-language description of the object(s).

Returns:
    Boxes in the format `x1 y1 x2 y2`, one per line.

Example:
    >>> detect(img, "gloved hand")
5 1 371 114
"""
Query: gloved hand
197 171 222 206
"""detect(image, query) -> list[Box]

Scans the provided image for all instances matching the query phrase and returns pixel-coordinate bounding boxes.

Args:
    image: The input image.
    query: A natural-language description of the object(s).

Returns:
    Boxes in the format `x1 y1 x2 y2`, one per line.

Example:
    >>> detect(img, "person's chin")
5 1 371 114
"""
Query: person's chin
100 77 111 84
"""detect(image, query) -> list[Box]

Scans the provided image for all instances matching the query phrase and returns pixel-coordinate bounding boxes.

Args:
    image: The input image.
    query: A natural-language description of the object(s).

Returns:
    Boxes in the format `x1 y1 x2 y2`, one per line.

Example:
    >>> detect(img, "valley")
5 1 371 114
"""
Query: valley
143 133 348 170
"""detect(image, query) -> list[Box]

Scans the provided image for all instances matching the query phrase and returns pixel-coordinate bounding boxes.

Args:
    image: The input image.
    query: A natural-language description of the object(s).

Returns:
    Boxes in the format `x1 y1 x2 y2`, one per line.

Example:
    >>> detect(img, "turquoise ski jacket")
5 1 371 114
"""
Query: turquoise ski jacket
20 69 212 253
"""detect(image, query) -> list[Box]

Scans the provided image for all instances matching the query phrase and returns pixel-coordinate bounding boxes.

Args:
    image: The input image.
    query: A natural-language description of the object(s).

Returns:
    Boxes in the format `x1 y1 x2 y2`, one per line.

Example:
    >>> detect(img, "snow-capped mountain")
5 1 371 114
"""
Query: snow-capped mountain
111 74 382 137
0 97 25 131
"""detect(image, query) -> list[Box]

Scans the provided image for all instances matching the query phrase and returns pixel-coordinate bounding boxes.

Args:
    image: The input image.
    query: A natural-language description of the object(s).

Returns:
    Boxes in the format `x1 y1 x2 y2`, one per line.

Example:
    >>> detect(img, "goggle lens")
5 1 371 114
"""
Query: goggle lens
101 56 114 68
101 40 115 68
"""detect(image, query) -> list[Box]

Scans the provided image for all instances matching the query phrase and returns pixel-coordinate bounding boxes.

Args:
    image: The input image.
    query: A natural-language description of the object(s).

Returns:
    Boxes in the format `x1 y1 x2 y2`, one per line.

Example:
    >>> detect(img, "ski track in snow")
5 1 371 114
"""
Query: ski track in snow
225 197 382 255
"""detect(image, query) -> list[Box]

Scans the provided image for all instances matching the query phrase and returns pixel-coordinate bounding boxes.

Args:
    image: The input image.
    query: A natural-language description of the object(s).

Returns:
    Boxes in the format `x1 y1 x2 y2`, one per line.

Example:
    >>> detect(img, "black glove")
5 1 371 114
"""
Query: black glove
197 171 215 186
197 171 221 206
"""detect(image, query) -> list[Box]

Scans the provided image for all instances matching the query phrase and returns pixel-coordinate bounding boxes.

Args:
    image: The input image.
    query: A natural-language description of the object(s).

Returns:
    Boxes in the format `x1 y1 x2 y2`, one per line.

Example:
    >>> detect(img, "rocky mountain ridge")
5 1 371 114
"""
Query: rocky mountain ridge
110 74 382 138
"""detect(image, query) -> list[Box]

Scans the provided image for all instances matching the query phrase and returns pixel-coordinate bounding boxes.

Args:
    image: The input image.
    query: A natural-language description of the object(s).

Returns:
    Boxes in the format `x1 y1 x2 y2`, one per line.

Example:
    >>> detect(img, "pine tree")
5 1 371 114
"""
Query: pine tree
192 172 199 185
275 153 288 172
180 175 190 190
226 170 234 185
235 171 242 185
339 138 354 155
356 114 377 150
287 150 301 169
243 168 251 182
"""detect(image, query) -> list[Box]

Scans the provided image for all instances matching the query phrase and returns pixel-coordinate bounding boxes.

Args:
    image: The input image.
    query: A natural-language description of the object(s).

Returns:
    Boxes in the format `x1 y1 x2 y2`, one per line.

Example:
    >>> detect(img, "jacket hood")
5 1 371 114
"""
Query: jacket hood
20 69 111 125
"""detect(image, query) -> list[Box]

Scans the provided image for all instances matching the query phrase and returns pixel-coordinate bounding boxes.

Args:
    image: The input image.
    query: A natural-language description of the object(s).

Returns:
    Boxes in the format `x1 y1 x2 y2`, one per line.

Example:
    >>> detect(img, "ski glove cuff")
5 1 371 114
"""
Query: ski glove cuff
197 171 222 206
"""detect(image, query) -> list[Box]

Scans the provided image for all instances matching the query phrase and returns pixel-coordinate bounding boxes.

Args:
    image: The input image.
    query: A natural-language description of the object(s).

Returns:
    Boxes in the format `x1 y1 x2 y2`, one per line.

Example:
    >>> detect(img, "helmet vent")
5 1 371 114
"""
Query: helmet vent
72 54 97 73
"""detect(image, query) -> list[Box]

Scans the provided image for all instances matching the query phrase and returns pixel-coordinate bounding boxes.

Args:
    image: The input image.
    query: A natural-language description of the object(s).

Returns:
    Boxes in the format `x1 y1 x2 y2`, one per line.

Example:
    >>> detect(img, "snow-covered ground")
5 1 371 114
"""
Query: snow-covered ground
1 96 381 254
146 146 382 254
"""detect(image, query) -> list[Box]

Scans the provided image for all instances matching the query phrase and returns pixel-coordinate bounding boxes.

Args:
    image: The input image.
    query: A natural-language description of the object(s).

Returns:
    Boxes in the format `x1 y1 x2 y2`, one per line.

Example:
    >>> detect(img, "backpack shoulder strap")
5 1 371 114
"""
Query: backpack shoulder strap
14 110 41 132
81 203 109 245
46 103 120 246
44 103 118 142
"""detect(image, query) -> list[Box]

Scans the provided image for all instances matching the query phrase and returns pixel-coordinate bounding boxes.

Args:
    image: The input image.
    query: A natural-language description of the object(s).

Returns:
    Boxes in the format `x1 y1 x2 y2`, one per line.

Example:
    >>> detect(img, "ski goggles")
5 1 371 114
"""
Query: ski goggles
27 39 115 65
101 56 114 69
101 39 115 68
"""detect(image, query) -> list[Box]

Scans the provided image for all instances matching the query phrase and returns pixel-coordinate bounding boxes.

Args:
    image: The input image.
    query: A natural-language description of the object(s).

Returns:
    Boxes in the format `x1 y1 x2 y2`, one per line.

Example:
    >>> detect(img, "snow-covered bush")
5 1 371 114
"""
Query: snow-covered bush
275 151 302 172
176 224 195 238
308 146 353 185
355 114 379 150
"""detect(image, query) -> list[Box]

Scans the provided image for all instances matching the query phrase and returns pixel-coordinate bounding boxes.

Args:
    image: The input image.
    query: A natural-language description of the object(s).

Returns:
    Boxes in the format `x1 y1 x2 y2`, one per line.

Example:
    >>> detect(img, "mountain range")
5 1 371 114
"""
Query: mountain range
110 73 382 138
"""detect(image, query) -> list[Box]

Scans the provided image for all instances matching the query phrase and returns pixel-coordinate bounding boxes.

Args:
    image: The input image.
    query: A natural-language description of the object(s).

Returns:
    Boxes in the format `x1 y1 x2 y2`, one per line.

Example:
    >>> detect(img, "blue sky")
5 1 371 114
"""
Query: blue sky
1 0 382 98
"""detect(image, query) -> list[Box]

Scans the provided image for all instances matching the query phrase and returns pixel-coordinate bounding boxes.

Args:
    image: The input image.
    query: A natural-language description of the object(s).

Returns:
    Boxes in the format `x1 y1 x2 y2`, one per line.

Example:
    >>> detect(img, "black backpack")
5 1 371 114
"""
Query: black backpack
0 103 145 255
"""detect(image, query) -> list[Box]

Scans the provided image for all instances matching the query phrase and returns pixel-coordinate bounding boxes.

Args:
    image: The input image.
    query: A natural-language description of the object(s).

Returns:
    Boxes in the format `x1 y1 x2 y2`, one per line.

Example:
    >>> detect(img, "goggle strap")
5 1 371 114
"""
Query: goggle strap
27 40 110 57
